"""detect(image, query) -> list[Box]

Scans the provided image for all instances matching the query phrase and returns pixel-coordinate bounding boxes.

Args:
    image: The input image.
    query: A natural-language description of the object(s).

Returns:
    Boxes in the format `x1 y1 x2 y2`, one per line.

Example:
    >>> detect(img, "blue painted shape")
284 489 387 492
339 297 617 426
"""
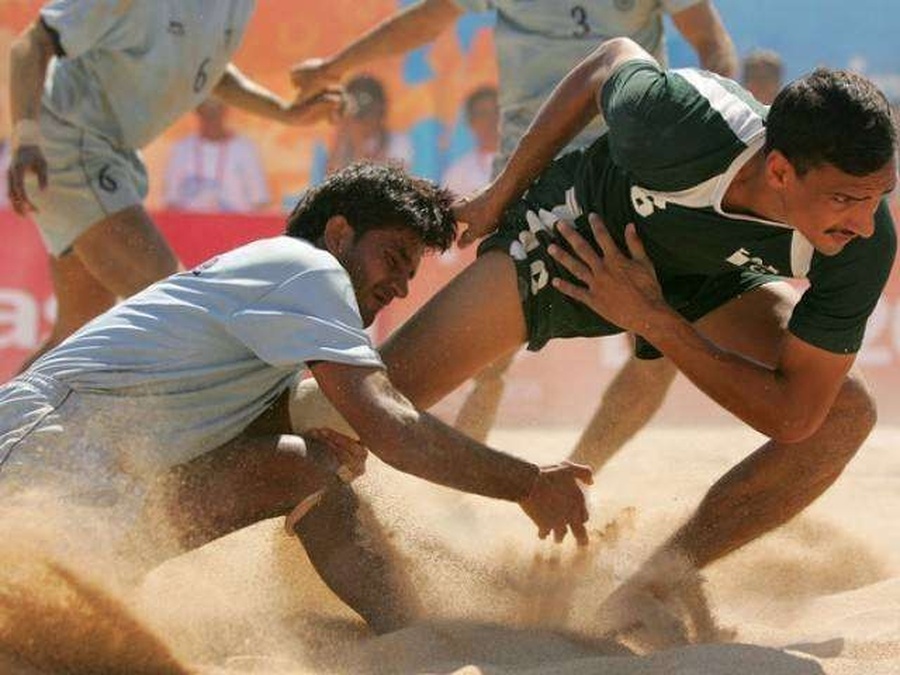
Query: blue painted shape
408 117 444 181
455 11 495 54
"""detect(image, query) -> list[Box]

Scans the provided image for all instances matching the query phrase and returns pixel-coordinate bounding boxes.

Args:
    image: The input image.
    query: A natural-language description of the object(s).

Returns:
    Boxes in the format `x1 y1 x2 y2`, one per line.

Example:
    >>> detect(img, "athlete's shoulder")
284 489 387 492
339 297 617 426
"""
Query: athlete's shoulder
602 63 764 190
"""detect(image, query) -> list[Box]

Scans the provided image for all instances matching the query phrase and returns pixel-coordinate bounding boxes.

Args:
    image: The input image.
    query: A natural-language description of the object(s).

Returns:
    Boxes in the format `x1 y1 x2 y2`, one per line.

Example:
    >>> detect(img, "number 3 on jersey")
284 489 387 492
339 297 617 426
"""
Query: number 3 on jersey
570 6 591 37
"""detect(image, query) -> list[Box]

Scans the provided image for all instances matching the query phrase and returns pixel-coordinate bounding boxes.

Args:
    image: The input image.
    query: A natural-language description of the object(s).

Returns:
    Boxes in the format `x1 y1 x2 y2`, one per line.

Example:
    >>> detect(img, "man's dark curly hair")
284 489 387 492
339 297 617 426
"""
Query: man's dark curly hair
765 68 896 176
286 162 456 252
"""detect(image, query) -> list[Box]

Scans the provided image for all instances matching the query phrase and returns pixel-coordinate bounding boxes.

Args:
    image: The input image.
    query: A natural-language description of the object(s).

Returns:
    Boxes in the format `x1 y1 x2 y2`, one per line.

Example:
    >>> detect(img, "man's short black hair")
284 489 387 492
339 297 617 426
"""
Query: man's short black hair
765 68 896 176
286 162 457 253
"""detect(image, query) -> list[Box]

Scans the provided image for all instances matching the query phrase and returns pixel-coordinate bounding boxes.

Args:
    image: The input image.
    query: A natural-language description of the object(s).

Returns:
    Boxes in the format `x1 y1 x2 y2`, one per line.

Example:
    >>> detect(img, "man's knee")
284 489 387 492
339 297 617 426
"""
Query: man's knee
826 373 878 453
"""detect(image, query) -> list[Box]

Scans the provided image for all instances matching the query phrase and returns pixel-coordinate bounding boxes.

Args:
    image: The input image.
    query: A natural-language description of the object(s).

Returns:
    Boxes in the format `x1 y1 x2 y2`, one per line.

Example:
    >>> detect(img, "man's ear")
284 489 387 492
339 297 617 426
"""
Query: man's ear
765 149 795 189
323 215 355 258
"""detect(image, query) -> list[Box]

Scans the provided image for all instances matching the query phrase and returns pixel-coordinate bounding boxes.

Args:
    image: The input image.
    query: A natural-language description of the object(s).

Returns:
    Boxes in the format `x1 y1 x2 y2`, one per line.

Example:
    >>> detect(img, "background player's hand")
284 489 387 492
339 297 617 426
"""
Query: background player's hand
303 427 368 482
282 87 346 126
519 461 593 545
290 57 340 96
7 144 47 215
549 214 664 333
452 183 507 248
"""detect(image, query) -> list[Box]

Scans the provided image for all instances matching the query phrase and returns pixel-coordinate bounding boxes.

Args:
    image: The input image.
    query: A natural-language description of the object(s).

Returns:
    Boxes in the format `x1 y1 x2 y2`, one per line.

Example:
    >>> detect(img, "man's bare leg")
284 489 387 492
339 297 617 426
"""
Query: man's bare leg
16 253 116 373
292 485 421 634
568 356 678 472
601 282 876 644
453 351 517 442
661 281 874 568
146 429 418 634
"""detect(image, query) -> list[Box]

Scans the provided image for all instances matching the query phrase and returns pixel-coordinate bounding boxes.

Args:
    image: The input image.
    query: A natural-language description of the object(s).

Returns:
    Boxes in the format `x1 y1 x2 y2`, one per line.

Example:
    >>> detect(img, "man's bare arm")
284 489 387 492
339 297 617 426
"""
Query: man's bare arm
7 19 56 214
290 0 462 94
213 64 342 126
455 37 654 245
309 361 592 542
550 216 854 443
671 1 738 78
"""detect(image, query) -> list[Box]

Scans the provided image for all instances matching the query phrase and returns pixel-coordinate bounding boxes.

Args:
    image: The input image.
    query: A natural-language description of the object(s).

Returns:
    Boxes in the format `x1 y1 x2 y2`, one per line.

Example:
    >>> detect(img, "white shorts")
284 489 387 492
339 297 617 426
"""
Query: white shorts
26 106 148 256
0 374 162 570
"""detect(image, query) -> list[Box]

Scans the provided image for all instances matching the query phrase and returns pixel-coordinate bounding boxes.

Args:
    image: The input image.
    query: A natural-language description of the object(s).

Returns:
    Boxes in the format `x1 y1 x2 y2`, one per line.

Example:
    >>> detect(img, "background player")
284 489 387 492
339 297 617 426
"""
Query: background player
7 0 342 373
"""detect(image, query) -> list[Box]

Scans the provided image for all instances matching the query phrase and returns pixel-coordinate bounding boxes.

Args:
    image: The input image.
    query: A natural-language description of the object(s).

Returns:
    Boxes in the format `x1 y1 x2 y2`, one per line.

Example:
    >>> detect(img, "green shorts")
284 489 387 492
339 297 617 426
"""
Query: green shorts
26 106 147 257
478 152 780 359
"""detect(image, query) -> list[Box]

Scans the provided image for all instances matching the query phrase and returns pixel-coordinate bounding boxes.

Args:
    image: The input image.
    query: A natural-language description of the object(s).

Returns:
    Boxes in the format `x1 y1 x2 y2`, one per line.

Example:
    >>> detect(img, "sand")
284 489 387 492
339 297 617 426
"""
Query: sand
2 423 899 674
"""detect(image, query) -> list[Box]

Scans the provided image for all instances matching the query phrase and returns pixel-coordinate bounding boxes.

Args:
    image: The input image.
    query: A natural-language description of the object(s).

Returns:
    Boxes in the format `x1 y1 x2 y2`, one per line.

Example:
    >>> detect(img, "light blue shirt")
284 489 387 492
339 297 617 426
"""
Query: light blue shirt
32 237 383 468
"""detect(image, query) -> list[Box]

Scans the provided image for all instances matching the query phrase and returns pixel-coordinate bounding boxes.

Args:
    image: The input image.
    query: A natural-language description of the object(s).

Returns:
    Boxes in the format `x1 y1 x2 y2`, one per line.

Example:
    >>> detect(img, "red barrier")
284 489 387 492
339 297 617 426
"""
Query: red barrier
3 208 899 425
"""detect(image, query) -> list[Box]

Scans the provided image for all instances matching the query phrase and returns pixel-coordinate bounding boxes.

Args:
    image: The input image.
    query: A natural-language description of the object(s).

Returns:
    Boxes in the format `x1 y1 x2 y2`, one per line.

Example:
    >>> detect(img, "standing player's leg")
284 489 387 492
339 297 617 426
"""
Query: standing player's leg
568 355 678 472
71 205 179 299
17 252 116 373
453 351 517 442
598 280 875 644
18 206 178 372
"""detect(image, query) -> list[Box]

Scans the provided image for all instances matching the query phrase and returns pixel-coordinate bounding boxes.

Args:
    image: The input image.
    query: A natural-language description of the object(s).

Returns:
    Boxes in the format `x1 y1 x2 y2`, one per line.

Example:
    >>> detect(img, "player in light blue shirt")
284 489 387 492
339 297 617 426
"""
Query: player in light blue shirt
0 163 593 634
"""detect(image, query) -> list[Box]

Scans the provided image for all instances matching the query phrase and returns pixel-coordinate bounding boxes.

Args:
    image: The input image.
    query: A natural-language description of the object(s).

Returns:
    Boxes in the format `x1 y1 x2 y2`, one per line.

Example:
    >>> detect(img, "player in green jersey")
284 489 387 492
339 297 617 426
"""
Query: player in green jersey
286 36 895 638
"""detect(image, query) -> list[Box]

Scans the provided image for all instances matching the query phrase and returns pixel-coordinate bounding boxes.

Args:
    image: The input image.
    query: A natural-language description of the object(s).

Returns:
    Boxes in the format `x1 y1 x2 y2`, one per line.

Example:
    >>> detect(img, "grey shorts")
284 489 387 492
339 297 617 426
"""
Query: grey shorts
26 107 147 256
0 373 162 569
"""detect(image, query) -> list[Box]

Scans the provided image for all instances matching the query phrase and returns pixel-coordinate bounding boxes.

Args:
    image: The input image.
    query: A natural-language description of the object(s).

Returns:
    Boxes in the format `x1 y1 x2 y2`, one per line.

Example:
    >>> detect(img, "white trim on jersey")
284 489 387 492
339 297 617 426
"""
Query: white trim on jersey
673 68 765 144
790 230 816 278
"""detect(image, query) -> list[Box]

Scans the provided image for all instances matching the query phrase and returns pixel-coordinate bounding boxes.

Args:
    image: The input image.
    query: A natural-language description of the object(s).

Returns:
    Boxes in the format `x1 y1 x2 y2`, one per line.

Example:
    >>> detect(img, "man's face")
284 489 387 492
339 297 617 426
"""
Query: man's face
337 225 425 327
776 156 897 256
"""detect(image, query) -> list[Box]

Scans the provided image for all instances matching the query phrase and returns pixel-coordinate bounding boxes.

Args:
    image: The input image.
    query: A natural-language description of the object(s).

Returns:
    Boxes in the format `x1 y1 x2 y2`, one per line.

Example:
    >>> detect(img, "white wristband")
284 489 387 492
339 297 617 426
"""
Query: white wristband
13 119 42 148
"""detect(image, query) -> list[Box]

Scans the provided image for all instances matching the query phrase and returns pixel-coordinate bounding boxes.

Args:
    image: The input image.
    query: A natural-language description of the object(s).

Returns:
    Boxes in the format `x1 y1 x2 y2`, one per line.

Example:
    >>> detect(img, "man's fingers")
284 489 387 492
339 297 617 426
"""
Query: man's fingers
538 526 551 540
553 525 566 544
563 460 594 486
548 240 592 285
551 275 590 304
555 220 603 273
624 222 648 262
570 521 590 547
588 213 620 258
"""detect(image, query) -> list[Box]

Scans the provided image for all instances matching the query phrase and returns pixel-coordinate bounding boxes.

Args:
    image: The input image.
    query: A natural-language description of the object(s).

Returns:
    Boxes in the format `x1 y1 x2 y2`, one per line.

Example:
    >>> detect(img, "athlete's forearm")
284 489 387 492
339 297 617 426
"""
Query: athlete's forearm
321 0 461 79
672 1 738 78
315 365 539 501
213 64 290 121
364 390 538 502
490 38 653 208
9 20 55 131
642 307 846 443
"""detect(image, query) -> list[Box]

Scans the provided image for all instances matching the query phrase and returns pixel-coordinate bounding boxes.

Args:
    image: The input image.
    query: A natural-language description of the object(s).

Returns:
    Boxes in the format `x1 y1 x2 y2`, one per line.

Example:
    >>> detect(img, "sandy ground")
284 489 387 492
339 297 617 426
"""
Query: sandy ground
2 423 899 674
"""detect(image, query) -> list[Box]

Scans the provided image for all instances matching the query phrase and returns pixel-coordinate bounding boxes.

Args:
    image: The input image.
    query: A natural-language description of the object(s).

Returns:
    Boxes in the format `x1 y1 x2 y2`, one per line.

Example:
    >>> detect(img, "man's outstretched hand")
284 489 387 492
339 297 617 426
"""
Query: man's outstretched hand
519 461 593 545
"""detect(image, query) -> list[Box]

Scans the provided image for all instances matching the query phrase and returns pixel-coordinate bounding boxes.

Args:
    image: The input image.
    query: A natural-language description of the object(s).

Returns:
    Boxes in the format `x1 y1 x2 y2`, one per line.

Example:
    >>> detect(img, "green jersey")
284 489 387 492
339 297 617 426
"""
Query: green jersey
482 61 896 356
